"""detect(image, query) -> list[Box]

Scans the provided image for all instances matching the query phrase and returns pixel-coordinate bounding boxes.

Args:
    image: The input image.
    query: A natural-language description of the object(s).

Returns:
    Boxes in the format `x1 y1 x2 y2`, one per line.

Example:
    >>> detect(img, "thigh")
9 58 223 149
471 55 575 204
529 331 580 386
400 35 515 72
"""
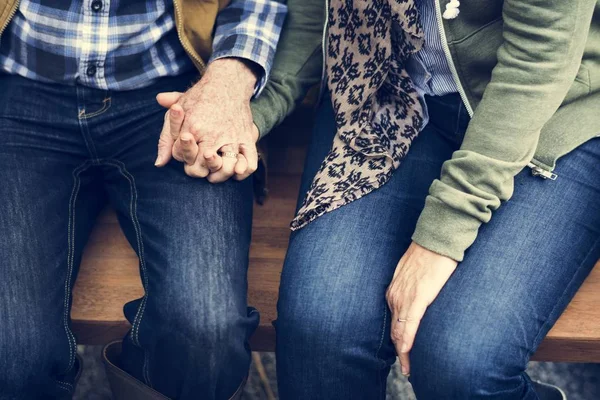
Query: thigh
99 78 256 331
281 96 460 318
411 138 600 398
276 97 458 397
108 155 256 321
0 76 102 396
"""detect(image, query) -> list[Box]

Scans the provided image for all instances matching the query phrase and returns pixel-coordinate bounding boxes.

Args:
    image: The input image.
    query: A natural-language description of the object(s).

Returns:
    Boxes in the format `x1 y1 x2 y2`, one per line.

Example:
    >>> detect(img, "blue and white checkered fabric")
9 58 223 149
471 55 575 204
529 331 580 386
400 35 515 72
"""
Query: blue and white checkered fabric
210 0 287 96
0 0 286 93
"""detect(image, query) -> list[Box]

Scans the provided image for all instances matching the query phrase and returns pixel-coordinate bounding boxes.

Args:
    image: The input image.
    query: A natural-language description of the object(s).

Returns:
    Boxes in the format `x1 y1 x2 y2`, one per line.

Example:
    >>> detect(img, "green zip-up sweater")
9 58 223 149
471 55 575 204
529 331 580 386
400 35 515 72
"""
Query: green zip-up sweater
250 0 600 261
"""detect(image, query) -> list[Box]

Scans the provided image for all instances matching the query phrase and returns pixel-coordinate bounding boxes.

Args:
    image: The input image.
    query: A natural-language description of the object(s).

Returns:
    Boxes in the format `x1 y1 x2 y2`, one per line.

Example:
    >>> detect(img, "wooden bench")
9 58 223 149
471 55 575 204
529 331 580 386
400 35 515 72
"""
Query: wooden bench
72 108 600 364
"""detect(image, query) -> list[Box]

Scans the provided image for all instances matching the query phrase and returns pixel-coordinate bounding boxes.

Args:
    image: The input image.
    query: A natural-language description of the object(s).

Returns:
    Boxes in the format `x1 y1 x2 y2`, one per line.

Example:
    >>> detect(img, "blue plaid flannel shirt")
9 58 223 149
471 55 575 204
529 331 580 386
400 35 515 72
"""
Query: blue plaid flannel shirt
0 0 287 94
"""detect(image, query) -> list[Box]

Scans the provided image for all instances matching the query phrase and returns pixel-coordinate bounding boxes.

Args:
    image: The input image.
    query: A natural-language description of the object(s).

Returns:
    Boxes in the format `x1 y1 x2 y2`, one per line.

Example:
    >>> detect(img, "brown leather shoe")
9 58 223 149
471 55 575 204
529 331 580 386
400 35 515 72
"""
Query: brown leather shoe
532 381 567 400
102 341 170 400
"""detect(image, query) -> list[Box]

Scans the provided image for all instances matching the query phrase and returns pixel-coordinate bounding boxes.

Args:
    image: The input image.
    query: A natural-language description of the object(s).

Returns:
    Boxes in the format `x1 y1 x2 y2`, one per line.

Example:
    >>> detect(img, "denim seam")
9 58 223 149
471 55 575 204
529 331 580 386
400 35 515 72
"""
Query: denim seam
78 97 112 120
56 380 74 389
99 159 152 387
56 382 73 394
75 87 101 161
62 161 93 376
56 380 74 393
375 305 388 400
529 235 600 354
375 306 387 367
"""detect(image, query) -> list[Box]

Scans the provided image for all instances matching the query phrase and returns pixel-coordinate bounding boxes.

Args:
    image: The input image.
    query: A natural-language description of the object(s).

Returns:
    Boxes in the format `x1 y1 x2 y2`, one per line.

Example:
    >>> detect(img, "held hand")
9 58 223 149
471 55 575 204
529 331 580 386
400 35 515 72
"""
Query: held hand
386 242 458 376
154 58 260 182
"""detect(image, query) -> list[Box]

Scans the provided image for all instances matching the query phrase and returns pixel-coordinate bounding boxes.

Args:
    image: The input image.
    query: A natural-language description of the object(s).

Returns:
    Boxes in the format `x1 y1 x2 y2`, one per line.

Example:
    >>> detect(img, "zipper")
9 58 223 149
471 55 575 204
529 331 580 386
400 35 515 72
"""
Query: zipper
434 0 473 117
435 1 558 179
0 0 19 37
317 0 330 101
528 162 557 180
172 0 206 73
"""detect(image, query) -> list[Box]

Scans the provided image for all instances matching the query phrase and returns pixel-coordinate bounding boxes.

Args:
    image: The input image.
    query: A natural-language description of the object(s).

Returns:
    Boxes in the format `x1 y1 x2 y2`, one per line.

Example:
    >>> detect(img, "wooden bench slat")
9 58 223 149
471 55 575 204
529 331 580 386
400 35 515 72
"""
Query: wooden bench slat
72 176 600 361
532 264 600 362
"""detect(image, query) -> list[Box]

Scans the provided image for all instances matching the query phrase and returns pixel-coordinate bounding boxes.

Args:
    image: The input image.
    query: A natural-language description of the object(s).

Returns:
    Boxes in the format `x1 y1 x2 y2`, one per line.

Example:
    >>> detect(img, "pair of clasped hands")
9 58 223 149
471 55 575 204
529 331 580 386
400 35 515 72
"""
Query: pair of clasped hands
154 59 259 182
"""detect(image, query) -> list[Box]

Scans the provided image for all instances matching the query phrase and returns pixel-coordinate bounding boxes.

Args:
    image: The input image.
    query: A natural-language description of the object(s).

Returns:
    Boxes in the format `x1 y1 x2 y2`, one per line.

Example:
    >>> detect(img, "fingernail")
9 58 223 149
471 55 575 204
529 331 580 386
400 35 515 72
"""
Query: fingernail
154 156 162 166
401 366 410 376
401 343 409 353
181 137 191 144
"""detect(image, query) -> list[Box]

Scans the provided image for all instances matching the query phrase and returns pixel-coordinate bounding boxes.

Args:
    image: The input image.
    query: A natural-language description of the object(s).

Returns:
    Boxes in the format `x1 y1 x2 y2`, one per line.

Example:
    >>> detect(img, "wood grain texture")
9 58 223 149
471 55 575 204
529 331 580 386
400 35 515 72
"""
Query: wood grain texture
531 261 600 362
71 108 600 361
71 187 600 360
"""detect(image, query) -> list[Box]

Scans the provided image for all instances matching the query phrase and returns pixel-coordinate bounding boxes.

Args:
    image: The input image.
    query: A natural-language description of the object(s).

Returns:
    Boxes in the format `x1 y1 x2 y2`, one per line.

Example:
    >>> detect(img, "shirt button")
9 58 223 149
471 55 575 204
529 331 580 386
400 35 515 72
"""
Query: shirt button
91 0 103 12
86 65 97 77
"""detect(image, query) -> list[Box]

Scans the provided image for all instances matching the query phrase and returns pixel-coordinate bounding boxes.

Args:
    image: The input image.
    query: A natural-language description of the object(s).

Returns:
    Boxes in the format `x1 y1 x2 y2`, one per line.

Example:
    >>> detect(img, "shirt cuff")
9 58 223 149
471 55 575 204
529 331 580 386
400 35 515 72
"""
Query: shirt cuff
209 0 287 98
411 195 484 262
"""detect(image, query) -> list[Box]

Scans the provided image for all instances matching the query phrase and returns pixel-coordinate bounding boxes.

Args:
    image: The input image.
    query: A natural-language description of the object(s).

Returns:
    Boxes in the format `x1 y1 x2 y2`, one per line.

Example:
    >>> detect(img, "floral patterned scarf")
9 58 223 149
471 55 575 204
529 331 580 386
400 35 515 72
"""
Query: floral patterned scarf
291 0 425 230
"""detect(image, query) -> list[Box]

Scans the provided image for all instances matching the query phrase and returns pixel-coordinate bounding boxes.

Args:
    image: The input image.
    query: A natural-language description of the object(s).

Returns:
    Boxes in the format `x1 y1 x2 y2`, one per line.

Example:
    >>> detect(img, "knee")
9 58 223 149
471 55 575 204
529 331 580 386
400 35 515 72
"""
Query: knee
169 305 254 350
276 230 396 366
410 322 523 399
157 287 256 357
276 282 383 362
276 263 349 355
142 304 255 399
277 293 336 349
410 338 480 398
203 308 257 350
151 263 253 346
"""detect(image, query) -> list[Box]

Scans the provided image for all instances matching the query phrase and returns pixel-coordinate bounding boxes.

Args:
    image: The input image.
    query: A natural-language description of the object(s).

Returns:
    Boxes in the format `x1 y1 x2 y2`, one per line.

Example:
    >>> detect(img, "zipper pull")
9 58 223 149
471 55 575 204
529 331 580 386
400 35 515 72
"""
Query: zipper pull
528 163 558 180
443 0 461 20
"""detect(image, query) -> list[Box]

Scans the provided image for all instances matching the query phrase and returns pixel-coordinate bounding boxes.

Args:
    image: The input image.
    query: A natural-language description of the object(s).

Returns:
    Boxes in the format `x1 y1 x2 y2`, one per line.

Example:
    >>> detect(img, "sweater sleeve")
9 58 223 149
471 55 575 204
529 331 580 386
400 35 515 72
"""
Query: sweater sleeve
412 0 596 261
249 0 325 138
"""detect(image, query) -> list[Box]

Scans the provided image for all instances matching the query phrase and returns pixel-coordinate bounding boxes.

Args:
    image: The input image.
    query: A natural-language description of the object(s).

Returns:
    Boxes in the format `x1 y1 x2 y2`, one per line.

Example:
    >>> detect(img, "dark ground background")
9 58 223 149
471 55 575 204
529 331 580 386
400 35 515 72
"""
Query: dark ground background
75 345 600 399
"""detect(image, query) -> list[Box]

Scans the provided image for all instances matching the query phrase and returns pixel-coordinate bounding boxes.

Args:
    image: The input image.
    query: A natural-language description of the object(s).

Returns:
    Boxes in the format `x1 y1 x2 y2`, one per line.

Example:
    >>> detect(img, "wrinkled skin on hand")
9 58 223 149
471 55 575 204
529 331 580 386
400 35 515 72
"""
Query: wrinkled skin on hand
155 58 260 182
386 241 458 376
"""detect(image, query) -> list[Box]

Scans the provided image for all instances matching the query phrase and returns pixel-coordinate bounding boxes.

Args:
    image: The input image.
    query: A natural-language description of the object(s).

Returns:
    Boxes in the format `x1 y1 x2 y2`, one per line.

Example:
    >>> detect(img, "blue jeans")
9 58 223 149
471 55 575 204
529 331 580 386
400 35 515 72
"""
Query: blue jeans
276 94 600 399
0 74 259 400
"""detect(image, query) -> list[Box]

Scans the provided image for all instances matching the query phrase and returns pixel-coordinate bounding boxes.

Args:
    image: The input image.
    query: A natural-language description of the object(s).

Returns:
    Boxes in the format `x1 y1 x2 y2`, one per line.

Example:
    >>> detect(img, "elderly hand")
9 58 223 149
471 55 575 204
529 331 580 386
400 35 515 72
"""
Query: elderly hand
386 241 458 376
154 58 260 182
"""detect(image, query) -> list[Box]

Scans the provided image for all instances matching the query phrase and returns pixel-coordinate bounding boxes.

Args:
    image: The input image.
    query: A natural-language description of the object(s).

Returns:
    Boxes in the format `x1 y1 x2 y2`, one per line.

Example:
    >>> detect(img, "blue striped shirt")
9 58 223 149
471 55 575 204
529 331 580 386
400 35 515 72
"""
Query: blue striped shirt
0 0 287 93
408 0 458 97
